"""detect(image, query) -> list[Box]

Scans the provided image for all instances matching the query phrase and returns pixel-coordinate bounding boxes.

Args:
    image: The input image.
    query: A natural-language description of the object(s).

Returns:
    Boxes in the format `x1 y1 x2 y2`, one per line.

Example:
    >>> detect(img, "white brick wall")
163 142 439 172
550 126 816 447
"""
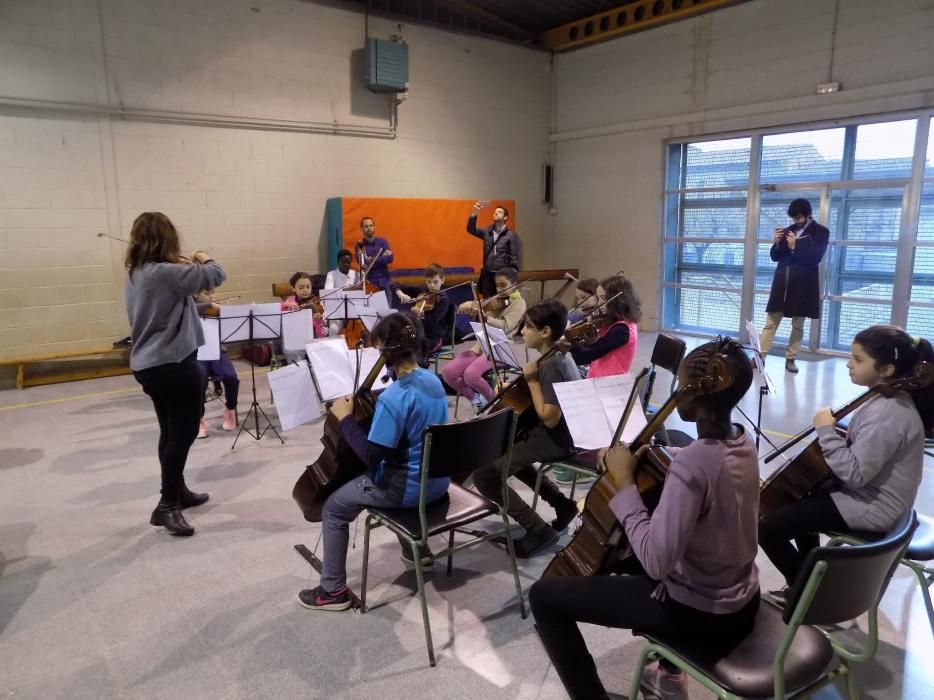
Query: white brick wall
550 0 934 329
0 0 550 359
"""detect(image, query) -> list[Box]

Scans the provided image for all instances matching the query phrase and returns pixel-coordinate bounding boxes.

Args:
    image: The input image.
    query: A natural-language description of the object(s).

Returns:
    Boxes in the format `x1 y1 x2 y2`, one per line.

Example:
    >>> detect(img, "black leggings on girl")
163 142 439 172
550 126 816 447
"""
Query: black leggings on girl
134 352 203 504
529 575 760 700
758 494 848 586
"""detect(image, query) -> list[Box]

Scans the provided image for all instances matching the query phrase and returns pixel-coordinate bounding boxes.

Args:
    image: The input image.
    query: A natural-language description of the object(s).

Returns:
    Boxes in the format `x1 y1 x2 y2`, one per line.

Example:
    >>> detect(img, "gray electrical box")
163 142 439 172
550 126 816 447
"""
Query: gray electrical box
364 38 409 93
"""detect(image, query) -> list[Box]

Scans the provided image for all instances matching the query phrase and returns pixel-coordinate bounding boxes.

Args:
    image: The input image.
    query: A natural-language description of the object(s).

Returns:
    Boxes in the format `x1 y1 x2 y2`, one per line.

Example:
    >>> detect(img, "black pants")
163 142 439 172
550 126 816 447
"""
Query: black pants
197 354 240 413
530 574 760 700
134 352 203 504
758 494 847 586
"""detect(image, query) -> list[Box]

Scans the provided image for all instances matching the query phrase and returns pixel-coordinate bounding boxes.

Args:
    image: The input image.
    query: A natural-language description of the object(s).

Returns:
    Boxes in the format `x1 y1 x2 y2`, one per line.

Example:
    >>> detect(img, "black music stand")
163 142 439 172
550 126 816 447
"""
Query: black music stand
744 320 776 452
220 306 284 449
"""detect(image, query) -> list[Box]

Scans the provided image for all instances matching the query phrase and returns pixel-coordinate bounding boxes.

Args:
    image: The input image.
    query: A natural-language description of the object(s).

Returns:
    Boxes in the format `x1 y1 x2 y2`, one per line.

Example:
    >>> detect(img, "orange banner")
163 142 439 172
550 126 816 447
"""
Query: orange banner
339 197 516 274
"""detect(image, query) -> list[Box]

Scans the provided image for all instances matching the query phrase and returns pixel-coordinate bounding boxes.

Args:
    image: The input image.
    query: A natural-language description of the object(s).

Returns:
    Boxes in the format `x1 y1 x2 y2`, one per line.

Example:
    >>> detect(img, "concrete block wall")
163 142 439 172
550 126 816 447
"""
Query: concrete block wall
0 0 551 359
549 0 934 329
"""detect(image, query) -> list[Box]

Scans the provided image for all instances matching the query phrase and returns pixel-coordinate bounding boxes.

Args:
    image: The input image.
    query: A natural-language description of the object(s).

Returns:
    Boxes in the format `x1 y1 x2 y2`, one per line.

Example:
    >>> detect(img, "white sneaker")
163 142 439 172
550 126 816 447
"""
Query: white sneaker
640 663 689 700
197 418 208 439
470 394 487 413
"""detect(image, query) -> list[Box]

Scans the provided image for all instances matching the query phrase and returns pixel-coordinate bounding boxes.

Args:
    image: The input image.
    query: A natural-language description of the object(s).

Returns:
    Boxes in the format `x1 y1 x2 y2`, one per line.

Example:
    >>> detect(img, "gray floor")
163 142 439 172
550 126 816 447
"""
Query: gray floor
1 333 932 699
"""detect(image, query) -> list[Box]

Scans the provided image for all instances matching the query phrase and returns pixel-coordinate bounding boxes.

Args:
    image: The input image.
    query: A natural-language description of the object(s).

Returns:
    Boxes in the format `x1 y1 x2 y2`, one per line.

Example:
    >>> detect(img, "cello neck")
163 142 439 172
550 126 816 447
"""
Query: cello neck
762 385 877 464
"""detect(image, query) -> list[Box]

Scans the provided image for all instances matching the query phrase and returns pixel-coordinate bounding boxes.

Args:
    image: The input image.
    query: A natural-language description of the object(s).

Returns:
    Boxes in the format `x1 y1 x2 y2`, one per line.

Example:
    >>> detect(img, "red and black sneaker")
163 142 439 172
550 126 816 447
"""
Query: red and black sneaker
297 586 352 611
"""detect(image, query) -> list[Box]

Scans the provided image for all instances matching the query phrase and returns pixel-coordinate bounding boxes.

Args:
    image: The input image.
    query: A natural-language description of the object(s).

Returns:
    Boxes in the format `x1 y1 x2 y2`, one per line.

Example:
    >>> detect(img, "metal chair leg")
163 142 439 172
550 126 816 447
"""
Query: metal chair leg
447 530 455 577
910 563 934 637
628 645 656 700
501 511 527 619
360 516 373 613
410 540 436 666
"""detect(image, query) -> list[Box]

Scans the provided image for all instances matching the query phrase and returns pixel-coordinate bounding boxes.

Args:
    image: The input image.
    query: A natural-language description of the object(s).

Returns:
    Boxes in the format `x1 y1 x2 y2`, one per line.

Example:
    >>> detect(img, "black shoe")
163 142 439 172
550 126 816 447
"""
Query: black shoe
179 487 210 509
511 526 560 558
785 358 799 374
150 504 194 536
551 498 579 532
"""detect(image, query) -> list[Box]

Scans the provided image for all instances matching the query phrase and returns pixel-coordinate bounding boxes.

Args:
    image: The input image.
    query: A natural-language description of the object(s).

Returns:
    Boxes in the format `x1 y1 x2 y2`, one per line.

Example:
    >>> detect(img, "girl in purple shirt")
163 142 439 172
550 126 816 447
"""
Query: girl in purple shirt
529 339 760 700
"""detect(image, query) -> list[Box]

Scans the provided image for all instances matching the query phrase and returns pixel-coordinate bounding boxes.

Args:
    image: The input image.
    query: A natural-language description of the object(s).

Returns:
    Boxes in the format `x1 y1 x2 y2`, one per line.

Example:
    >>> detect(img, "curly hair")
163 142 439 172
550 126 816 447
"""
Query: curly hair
679 337 753 412
599 274 642 324
371 312 425 366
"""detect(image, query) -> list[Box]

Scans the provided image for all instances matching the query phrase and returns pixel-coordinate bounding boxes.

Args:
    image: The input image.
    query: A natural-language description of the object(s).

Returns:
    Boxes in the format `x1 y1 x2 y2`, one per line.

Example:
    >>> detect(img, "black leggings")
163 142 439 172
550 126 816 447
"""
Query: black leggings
529 575 760 700
758 494 847 586
134 353 203 504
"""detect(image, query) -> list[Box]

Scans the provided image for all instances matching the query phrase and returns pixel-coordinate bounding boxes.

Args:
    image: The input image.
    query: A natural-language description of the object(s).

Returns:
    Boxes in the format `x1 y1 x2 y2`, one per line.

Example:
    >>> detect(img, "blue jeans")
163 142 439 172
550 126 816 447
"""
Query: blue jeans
320 475 408 593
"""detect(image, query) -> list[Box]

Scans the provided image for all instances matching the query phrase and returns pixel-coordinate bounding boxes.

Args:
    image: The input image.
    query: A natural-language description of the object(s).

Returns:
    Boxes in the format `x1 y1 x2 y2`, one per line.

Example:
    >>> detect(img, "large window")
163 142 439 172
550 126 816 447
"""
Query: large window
662 115 931 352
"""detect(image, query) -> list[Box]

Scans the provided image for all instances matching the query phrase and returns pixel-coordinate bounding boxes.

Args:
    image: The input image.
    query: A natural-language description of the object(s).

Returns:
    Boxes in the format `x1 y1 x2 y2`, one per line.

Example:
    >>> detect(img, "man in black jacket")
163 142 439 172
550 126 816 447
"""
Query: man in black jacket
760 198 830 374
467 201 520 297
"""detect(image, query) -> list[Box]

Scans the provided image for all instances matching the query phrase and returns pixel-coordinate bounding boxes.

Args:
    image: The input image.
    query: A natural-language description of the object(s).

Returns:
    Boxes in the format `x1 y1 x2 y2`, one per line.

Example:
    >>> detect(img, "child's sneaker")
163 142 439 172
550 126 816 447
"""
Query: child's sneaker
197 418 208 439
222 408 237 431
297 585 352 611
470 394 487 413
400 550 436 572
640 663 689 700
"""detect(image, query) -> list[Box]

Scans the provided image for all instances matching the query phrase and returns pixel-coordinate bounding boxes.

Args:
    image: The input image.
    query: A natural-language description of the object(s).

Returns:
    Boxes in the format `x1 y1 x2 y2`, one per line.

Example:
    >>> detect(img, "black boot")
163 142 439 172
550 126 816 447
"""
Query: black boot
179 485 210 509
150 503 195 536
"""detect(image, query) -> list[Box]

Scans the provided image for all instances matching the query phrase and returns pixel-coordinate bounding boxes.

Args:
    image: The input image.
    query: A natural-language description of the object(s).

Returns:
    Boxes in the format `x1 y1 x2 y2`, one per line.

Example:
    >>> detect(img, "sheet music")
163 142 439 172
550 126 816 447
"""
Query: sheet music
197 318 220 361
593 374 648 445
267 362 321 431
350 347 394 390
469 322 521 369
745 319 775 394
552 380 614 450
305 340 393 401
354 303 397 333
553 374 648 450
219 303 281 342
306 339 354 400
281 309 313 352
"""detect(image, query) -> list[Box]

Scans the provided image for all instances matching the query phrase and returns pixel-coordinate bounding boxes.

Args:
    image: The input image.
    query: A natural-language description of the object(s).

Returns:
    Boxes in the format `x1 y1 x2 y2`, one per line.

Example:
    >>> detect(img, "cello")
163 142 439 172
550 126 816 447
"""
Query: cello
292 353 386 522
759 360 934 517
543 349 734 578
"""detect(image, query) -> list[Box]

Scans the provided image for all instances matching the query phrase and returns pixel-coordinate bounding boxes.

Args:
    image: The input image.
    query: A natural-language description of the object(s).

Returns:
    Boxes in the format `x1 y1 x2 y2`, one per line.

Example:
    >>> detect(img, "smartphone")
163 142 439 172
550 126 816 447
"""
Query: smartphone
477 200 491 207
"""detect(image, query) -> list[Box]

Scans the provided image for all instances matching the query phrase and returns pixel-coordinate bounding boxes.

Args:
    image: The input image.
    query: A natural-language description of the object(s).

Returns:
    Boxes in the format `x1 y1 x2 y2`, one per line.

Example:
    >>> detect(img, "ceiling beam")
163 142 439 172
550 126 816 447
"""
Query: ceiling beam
541 0 751 52
436 0 537 41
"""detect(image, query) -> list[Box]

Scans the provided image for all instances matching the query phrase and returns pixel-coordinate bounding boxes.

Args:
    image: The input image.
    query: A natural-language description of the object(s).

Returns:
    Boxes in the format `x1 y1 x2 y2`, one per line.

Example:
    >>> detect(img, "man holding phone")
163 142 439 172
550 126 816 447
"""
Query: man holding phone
466 200 520 298
760 198 829 374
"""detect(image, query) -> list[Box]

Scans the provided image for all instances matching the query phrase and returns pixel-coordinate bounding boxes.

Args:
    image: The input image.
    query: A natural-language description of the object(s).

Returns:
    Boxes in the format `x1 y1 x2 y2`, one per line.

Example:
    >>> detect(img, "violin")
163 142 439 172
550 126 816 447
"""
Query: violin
478 316 600 440
414 293 438 316
293 354 387 522
294 295 325 316
458 280 524 318
543 350 735 578
759 361 934 517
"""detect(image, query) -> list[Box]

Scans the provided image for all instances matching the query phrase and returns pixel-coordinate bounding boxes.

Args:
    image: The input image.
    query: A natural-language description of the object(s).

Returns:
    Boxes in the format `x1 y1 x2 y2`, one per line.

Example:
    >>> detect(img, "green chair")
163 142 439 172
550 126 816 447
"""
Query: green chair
629 510 917 699
358 408 527 667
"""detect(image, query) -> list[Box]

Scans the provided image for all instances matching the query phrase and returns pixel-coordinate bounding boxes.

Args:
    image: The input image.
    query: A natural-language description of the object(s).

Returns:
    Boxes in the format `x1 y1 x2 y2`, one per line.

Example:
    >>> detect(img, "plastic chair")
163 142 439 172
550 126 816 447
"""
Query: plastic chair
629 510 917 699
359 408 527 667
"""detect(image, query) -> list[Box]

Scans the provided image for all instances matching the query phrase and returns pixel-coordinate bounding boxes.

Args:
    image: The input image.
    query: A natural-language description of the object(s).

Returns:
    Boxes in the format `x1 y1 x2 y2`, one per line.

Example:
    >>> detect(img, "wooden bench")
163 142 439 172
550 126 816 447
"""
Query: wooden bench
271 269 579 301
1 347 132 389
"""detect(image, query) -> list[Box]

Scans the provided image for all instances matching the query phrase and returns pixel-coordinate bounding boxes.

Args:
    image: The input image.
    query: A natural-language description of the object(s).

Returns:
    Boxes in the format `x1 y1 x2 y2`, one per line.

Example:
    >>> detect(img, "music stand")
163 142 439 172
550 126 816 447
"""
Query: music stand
220 304 285 449
322 288 365 341
745 319 776 451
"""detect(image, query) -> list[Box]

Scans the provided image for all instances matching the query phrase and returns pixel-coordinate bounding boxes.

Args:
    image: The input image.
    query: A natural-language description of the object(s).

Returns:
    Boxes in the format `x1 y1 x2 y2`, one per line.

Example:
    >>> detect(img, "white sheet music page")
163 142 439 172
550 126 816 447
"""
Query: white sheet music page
268 362 321 431
552 379 614 450
281 309 313 352
305 339 354 401
350 347 393 391
592 374 648 445
197 318 220 361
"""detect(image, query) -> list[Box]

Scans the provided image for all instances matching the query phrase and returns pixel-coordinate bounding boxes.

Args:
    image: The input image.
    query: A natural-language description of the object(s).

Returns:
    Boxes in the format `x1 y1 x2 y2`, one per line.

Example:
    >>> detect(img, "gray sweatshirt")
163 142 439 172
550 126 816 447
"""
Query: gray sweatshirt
817 392 924 531
610 429 760 614
125 260 227 371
